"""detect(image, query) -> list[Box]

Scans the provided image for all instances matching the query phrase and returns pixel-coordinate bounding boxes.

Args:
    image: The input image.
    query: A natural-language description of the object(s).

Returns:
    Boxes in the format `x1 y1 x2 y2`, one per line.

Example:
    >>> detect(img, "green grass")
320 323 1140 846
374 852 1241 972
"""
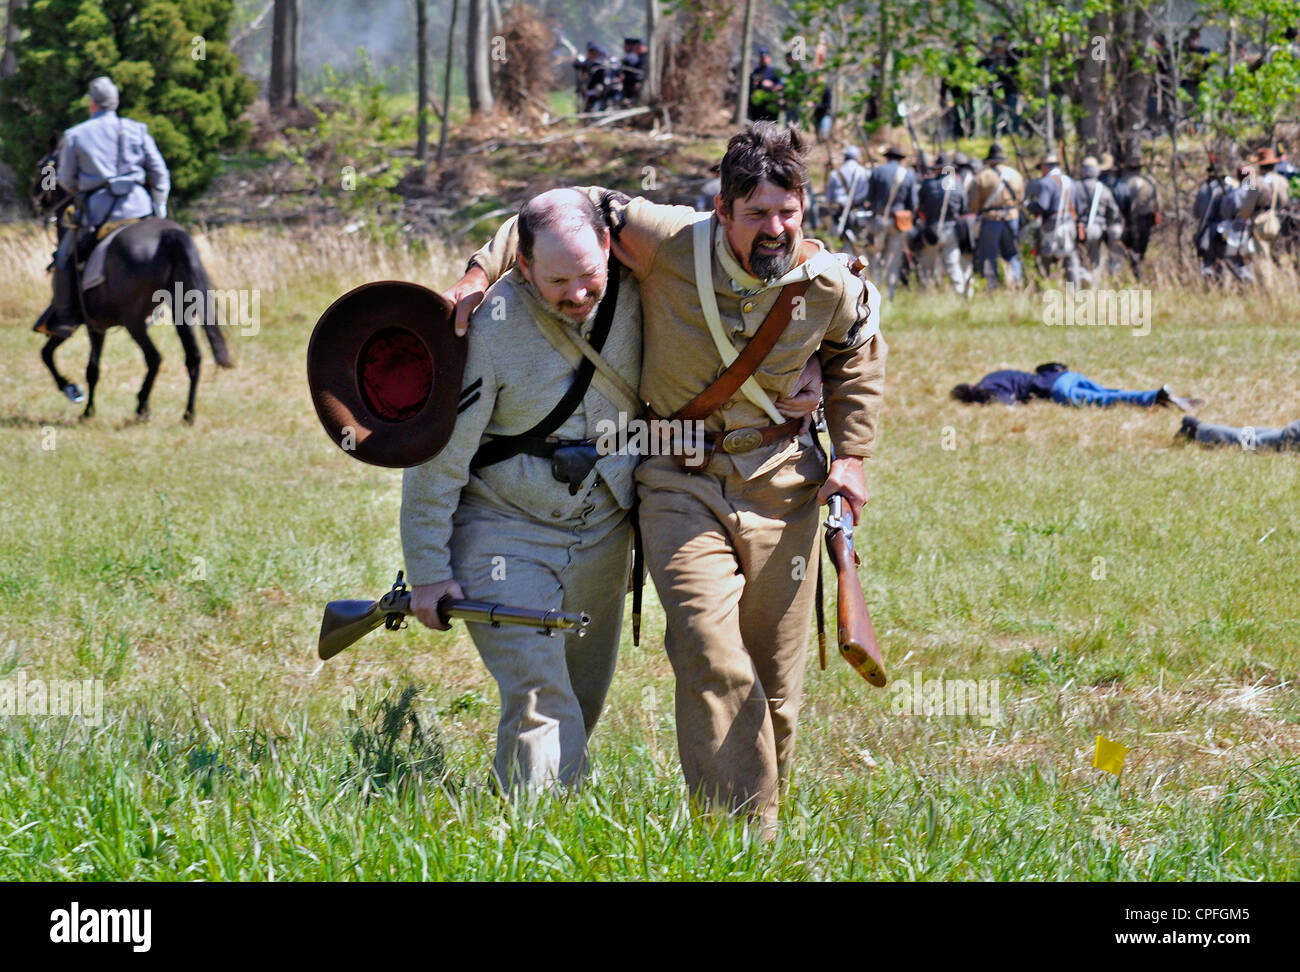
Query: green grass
1 225 1298 879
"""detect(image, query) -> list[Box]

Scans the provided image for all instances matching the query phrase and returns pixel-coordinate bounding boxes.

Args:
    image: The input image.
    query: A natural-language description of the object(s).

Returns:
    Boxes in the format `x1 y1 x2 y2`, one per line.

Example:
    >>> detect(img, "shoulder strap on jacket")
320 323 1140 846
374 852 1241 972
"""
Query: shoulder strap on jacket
470 257 622 470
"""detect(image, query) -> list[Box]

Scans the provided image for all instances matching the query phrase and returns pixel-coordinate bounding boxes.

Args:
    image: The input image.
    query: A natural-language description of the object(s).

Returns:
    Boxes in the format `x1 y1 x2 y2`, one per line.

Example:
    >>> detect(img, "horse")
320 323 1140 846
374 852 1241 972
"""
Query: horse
30 150 233 424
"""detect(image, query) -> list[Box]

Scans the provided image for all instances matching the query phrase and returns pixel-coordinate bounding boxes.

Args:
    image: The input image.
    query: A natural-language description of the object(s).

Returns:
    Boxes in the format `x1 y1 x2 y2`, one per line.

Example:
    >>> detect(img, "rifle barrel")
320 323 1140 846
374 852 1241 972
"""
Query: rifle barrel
440 597 590 634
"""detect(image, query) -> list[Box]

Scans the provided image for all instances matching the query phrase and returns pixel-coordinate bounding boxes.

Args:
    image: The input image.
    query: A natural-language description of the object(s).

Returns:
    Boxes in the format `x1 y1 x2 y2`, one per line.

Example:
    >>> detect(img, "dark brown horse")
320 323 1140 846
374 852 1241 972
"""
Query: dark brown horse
32 153 233 424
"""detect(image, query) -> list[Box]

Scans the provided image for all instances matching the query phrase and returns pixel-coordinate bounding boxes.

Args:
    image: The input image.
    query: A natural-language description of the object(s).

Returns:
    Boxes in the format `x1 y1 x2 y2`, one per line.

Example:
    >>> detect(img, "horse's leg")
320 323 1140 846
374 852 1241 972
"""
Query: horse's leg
174 315 202 425
131 324 162 422
82 328 105 420
40 334 78 398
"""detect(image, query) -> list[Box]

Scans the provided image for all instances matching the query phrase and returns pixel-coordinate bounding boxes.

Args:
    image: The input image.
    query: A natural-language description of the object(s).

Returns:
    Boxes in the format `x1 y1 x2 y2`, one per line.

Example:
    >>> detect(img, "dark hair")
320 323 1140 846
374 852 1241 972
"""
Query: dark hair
718 122 808 214
517 192 606 263
950 383 990 404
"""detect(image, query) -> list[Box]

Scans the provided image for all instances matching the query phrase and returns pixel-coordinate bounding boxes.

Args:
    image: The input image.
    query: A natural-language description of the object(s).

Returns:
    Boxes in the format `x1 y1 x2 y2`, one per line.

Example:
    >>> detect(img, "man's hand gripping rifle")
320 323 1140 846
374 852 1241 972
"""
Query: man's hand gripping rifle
814 408 887 687
318 571 591 660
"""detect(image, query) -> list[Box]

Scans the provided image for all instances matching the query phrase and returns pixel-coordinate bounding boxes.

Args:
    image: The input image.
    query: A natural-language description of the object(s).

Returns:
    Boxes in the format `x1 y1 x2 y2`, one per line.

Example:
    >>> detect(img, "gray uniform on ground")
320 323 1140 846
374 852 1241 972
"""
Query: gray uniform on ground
1188 419 1300 451
401 267 642 793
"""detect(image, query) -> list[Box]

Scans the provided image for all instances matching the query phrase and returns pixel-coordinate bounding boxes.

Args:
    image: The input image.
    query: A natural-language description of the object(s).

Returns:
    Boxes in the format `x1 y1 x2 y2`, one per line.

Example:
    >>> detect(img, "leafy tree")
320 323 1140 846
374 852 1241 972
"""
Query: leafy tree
0 0 256 201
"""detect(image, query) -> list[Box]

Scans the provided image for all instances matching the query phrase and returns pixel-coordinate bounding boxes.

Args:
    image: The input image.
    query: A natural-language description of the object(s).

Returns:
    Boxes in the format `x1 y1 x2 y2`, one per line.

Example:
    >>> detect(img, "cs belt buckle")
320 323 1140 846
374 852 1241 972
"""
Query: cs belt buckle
721 427 763 454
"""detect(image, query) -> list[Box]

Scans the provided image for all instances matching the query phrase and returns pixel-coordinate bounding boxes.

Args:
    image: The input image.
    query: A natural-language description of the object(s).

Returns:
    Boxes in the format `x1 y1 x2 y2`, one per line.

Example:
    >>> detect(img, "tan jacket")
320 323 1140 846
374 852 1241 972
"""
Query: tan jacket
969 163 1025 218
470 188 886 478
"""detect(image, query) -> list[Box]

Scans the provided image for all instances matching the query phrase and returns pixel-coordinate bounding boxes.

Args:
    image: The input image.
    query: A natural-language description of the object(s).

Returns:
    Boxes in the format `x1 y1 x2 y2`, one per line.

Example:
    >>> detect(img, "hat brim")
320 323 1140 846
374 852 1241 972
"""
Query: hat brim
308 281 466 469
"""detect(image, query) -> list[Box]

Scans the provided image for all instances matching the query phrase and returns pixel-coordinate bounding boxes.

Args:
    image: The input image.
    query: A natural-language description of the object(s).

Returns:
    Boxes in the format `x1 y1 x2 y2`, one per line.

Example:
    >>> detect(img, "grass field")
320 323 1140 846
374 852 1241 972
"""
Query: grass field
1 222 1298 880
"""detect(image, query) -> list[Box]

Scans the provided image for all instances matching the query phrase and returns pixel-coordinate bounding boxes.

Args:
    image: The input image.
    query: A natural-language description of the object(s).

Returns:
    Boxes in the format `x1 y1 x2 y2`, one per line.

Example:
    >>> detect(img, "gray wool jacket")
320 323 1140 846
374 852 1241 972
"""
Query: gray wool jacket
401 266 643 587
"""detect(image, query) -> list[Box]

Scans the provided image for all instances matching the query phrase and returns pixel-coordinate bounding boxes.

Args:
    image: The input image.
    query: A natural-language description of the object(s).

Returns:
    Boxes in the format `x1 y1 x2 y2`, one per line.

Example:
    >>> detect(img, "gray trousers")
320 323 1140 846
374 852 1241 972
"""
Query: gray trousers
449 481 632 793
1083 236 1127 283
918 229 968 294
1193 419 1300 451
874 220 907 299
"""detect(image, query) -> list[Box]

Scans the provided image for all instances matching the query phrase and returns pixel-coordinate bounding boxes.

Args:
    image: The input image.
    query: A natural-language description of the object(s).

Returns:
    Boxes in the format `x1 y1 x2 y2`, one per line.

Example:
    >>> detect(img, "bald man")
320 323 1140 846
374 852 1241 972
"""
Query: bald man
400 190 643 795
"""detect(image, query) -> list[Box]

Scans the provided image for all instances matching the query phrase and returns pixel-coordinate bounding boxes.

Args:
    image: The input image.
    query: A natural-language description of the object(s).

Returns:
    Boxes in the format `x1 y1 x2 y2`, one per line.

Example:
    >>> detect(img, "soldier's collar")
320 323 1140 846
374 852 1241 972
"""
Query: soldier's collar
712 218 836 296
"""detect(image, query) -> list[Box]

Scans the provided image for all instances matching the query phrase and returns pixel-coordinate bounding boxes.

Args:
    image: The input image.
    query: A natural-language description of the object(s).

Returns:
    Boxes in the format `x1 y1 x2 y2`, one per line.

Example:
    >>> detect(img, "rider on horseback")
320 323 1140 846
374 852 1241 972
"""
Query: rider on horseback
35 75 170 339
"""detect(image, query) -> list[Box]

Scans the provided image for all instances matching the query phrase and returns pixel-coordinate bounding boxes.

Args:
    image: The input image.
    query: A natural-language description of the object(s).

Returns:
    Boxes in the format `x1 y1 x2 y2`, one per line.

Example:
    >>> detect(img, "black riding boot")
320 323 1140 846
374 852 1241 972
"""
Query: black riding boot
34 263 79 339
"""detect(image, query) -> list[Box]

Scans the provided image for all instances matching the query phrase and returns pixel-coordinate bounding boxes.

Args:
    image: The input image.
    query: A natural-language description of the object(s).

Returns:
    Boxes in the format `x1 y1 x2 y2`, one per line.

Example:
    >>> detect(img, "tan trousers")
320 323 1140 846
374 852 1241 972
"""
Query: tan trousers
450 482 631 794
636 438 825 827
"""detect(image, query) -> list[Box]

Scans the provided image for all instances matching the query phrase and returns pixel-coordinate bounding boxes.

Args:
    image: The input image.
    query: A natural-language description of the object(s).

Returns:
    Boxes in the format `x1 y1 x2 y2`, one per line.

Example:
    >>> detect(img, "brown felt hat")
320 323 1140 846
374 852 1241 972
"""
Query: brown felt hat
307 280 467 468
1255 146 1281 166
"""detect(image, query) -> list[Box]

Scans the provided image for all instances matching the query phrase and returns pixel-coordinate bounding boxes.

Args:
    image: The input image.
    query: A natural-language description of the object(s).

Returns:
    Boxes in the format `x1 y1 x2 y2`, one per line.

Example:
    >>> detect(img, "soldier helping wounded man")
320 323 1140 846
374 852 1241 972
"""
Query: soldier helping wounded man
424 123 886 830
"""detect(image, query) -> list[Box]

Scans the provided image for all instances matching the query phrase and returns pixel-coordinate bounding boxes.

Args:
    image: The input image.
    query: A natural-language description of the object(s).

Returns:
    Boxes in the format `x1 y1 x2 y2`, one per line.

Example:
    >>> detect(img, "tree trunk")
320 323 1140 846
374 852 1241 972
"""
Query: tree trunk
644 0 661 104
1079 10 1107 154
268 0 300 111
733 0 754 124
437 0 461 165
1165 15 1184 266
1115 5 1152 165
1 0 25 79
466 0 494 115
1043 45 1054 155
415 0 429 163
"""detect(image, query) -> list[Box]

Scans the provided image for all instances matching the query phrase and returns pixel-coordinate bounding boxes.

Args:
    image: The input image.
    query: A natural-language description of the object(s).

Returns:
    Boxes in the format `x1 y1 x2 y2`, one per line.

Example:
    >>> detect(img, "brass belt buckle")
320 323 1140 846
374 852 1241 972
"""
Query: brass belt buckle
721 427 763 454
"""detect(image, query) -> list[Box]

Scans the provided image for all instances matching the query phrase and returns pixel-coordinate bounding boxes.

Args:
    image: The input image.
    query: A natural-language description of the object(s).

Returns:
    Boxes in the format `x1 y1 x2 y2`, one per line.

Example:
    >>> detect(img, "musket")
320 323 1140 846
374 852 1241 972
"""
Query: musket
814 409 886 687
318 571 591 660
896 100 927 171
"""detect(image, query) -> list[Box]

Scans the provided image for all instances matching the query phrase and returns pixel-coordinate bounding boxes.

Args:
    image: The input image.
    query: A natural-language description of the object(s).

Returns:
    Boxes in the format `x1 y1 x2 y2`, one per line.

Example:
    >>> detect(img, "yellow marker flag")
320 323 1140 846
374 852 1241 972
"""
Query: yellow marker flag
1093 735 1129 775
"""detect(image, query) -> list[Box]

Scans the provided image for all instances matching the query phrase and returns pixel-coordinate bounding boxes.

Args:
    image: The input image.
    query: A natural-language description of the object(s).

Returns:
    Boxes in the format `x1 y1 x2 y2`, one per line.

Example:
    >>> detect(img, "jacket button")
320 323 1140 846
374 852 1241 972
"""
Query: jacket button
742 301 754 313
550 510 562 518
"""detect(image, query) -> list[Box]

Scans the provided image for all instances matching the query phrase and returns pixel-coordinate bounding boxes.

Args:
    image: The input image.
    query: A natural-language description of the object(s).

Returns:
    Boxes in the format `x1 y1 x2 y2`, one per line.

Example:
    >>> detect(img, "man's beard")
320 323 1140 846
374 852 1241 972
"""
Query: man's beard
749 232 796 280
522 275 604 325
556 288 603 324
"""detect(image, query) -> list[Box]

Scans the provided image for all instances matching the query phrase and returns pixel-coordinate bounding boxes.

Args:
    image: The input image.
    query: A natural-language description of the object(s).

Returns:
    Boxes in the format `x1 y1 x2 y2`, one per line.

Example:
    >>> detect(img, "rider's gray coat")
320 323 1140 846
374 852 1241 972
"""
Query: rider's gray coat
57 109 170 226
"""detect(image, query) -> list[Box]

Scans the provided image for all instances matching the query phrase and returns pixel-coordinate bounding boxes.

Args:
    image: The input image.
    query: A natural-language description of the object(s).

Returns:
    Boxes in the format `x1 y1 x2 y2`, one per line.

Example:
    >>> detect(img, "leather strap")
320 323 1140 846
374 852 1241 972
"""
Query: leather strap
471 257 621 471
693 215 787 423
671 268 812 423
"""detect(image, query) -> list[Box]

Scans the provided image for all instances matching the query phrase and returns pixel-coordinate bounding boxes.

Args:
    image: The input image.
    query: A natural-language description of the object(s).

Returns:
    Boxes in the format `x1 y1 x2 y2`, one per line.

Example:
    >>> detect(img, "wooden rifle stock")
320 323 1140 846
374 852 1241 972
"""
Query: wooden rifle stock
824 520 886 687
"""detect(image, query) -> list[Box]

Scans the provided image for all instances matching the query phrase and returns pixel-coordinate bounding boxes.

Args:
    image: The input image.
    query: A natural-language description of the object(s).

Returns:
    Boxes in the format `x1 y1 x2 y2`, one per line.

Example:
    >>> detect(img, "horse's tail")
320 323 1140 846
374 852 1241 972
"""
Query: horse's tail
172 231 234 369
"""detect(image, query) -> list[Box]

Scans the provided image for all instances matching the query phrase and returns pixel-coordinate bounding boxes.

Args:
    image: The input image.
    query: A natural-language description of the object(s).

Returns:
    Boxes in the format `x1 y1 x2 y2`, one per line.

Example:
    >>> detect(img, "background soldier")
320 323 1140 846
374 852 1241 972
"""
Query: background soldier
826 145 870 233
1113 152 1160 280
916 152 969 295
34 76 169 339
619 37 647 104
969 142 1025 290
1193 161 1229 278
866 143 918 299
748 47 783 122
1076 156 1126 284
575 42 616 112
1026 152 1086 287
1251 146 1290 265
